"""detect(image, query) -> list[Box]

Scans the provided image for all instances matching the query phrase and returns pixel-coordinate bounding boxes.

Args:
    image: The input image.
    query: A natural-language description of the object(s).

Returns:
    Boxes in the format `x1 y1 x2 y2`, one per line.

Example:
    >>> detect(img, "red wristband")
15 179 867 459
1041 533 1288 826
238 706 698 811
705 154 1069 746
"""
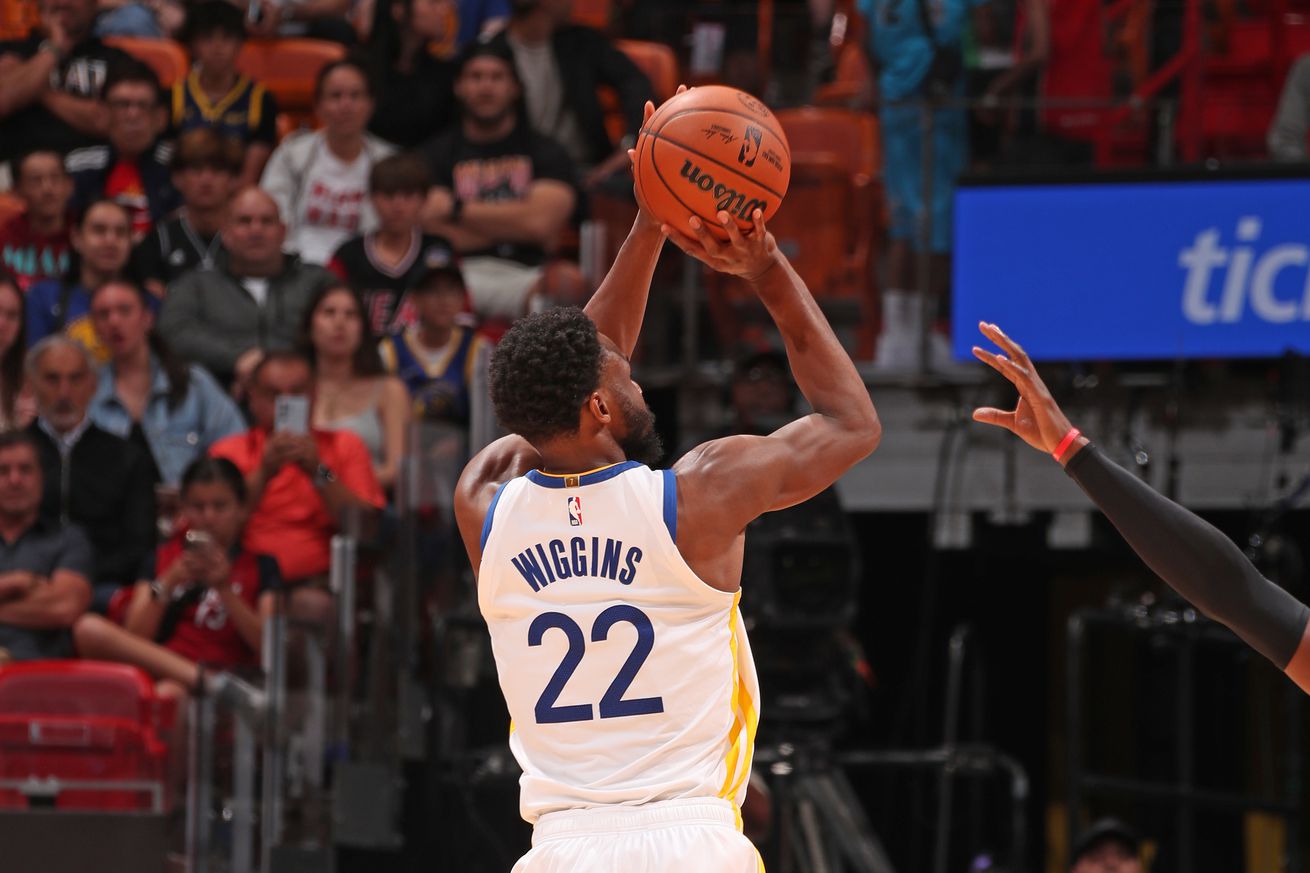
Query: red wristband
1052 427 1081 462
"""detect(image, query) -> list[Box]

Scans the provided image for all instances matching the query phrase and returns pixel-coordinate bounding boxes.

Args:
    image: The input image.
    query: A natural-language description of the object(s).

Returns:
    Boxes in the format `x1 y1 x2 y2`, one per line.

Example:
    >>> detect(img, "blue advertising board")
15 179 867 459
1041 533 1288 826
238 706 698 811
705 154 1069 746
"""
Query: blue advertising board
952 177 1310 360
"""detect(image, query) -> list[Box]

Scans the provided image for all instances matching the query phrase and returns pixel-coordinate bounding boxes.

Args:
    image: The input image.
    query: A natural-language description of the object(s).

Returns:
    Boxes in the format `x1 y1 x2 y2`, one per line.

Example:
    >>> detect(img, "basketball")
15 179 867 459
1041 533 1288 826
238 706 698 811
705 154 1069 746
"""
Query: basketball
634 85 791 240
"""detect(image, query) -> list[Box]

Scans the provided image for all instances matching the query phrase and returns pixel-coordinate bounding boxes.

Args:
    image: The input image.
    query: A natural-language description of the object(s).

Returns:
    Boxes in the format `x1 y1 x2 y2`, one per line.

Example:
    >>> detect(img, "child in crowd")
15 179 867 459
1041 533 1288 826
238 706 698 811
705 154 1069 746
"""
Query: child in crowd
172 0 279 186
329 153 457 335
378 260 487 430
0 150 73 292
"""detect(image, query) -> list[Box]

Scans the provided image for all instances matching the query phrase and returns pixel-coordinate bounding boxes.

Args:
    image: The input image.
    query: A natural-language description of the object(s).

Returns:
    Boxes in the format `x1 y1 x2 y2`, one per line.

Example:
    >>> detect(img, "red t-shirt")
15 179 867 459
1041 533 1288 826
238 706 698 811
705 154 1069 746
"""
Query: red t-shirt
103 159 152 241
147 534 281 669
209 428 385 581
0 213 71 292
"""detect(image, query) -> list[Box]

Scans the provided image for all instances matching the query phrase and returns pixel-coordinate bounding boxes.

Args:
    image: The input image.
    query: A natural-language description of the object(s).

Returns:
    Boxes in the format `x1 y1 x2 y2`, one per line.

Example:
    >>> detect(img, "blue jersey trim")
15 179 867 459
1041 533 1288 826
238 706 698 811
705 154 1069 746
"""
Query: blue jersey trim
479 480 511 550
525 460 643 489
661 469 677 542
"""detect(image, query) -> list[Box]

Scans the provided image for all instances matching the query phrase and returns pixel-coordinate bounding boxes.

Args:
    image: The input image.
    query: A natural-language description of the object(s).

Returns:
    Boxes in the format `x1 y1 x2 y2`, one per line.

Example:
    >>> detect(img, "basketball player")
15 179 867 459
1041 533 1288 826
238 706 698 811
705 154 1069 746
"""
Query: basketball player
453 202 880 871
971 321 1310 694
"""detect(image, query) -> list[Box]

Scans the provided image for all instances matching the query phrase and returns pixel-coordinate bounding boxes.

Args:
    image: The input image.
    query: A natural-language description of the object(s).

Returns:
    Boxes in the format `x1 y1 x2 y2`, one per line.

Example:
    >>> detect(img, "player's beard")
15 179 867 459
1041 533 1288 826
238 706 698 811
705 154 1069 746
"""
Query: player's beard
616 393 663 467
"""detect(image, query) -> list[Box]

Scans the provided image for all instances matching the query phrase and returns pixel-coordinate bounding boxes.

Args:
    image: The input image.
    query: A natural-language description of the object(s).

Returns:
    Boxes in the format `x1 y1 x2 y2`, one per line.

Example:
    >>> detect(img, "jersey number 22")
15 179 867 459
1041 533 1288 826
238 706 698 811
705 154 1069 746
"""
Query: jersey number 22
529 605 665 724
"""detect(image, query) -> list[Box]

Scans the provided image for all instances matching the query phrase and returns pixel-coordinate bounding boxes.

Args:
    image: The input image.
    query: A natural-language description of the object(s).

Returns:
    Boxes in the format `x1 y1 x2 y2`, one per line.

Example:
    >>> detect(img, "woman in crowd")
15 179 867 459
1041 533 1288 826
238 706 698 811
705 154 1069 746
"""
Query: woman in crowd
366 0 458 148
260 58 396 265
89 280 246 486
27 200 143 363
301 284 410 491
0 270 35 430
73 456 280 702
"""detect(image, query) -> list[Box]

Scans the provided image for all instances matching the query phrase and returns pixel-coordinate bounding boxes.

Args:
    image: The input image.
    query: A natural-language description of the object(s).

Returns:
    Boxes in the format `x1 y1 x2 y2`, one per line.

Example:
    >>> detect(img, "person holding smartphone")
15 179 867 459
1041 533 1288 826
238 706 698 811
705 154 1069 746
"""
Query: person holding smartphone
209 350 385 623
71 456 277 712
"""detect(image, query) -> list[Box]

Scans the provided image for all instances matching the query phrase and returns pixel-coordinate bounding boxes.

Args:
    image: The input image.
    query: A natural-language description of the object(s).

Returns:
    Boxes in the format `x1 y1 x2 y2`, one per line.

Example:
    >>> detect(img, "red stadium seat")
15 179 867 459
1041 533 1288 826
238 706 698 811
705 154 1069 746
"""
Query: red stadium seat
0 661 173 812
238 38 346 130
103 37 189 89
0 192 24 229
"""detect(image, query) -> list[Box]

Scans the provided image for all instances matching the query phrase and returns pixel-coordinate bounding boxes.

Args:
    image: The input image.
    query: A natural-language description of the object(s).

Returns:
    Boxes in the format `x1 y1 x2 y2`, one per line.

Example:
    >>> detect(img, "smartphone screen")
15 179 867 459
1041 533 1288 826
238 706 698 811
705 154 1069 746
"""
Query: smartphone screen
274 394 310 434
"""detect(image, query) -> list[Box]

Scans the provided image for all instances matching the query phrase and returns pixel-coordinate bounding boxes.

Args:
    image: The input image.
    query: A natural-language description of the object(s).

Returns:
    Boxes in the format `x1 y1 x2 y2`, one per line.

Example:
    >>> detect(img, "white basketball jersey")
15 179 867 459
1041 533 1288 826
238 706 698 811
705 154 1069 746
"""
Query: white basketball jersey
478 461 760 826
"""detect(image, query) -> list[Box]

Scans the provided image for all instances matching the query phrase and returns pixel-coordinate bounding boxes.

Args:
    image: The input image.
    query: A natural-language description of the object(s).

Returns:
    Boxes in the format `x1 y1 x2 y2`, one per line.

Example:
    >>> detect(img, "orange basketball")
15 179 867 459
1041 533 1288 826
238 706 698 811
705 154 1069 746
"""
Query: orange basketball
634 85 791 240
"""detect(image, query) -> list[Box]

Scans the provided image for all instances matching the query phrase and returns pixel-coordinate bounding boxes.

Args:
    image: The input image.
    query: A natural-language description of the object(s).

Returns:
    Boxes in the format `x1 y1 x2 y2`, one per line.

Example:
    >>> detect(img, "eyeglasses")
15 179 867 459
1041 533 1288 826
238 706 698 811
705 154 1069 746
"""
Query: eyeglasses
107 98 157 112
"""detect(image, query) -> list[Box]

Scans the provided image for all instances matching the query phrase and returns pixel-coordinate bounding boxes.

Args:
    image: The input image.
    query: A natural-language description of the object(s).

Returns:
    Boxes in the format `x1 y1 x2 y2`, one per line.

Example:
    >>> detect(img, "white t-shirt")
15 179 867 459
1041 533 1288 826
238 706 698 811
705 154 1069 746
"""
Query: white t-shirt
241 277 270 307
289 142 374 266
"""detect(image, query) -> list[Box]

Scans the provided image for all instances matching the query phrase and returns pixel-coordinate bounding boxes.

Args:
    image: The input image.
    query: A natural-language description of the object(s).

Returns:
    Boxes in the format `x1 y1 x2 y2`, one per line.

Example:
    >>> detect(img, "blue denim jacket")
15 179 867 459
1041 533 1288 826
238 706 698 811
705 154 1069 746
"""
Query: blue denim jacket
91 358 246 485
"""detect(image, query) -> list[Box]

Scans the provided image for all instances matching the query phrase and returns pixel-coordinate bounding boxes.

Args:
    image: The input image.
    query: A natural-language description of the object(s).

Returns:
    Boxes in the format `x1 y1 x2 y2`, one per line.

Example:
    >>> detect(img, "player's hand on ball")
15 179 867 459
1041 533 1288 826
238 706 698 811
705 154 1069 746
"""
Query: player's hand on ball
971 322 1074 455
631 87 690 229
664 208 779 283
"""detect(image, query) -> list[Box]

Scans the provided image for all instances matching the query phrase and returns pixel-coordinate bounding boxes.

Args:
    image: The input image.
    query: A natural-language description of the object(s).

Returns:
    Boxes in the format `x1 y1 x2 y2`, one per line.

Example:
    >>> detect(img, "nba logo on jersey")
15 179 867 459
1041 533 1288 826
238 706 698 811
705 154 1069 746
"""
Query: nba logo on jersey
567 496 583 526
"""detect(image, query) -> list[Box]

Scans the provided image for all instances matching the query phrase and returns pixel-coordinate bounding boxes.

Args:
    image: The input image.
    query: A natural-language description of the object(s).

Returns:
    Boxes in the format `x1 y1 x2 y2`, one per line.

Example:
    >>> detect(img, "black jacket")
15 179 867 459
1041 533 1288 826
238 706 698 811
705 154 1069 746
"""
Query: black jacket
29 420 156 588
487 25 653 166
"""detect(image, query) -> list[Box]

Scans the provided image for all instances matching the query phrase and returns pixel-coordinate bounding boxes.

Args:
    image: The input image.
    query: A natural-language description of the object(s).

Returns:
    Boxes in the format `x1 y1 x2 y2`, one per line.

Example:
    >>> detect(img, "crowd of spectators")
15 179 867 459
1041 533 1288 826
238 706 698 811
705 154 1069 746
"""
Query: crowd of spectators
0 0 657 702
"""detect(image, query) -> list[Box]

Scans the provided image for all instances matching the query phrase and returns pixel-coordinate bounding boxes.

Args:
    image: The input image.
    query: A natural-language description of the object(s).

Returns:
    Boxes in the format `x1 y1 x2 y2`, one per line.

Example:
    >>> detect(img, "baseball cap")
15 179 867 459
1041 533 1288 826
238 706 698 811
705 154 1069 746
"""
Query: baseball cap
1071 819 1140 866
410 242 465 292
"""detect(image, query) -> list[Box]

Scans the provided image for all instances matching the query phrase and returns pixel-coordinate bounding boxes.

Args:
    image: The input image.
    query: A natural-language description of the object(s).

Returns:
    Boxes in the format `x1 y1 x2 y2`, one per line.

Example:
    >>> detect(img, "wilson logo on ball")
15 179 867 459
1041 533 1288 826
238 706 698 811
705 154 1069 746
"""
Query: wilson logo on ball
679 160 771 220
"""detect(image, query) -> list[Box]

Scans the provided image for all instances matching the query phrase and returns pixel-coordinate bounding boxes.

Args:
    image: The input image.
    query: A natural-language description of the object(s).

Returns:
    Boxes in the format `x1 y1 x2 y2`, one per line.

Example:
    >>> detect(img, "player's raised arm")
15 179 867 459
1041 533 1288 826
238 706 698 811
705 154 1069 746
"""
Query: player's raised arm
666 210 881 527
972 321 1310 693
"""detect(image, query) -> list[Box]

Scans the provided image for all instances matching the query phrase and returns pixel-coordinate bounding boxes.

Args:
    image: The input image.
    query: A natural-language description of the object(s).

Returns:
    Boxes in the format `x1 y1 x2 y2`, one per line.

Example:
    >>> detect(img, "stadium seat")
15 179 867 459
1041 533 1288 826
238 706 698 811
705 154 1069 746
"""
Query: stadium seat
571 0 610 30
0 661 173 812
103 37 189 89
0 192 24 229
238 38 346 128
600 39 679 145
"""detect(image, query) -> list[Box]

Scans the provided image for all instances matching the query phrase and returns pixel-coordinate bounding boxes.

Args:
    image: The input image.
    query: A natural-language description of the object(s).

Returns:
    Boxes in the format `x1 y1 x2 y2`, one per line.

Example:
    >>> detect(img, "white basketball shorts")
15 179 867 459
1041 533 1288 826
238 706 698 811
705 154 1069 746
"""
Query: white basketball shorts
513 797 763 873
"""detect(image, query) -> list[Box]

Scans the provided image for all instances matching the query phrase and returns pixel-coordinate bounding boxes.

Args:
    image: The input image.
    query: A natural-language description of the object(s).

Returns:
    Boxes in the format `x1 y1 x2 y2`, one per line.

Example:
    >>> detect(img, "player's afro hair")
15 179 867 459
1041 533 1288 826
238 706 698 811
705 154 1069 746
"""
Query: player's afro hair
489 307 603 443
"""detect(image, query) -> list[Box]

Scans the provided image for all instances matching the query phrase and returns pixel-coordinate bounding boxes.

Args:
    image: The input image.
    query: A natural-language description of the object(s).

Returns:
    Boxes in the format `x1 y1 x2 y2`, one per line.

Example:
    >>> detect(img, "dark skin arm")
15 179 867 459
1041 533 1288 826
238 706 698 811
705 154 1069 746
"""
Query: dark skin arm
662 211 881 591
972 321 1310 694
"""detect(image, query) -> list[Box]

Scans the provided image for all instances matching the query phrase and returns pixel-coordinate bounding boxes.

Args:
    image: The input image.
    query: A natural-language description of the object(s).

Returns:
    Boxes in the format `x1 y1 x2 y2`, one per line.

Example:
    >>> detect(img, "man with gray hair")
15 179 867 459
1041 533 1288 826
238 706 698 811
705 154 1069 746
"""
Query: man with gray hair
25 335 156 610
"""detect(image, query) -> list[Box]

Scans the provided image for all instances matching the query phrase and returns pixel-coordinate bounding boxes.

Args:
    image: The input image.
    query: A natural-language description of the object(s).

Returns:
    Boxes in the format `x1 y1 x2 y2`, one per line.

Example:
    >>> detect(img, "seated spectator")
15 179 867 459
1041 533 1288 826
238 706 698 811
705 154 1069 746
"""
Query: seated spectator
489 0 652 188
27 199 142 363
209 351 384 613
261 58 396 266
1270 53 1310 162
71 457 278 703
378 261 487 429
26 335 156 607
131 128 240 298
159 187 336 390
1070 818 1143 873
0 430 94 662
300 284 409 490
173 0 278 186
328 153 457 333
420 42 579 323
0 271 36 430
90 280 245 486
0 0 130 163
66 60 178 242
0 150 73 292
366 0 457 148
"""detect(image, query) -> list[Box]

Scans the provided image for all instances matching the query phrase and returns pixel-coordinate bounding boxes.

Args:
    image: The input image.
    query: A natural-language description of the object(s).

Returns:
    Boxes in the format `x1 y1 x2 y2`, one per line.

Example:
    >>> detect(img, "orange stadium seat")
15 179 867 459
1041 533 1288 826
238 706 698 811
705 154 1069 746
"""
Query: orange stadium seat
571 0 610 30
103 37 189 89
600 39 679 144
0 192 24 229
0 660 174 812
238 38 346 128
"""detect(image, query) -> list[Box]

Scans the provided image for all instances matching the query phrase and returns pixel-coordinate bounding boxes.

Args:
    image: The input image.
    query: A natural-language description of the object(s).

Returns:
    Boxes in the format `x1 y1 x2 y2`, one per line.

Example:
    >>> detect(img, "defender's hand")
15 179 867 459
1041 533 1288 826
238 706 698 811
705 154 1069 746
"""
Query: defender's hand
971 322 1075 455
663 208 780 283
